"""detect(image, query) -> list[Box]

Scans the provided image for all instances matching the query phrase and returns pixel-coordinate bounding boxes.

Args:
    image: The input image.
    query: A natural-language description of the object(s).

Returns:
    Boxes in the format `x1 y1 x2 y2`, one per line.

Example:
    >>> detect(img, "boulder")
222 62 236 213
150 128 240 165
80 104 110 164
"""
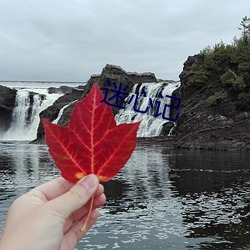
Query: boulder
57 64 159 129
0 85 17 133
86 64 158 115
159 122 175 136
48 85 85 94
34 64 178 141
36 87 85 139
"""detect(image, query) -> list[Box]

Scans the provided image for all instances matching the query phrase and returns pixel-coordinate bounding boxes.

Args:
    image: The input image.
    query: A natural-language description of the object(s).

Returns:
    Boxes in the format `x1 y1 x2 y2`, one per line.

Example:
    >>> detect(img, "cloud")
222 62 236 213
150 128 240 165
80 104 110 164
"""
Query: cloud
0 0 249 81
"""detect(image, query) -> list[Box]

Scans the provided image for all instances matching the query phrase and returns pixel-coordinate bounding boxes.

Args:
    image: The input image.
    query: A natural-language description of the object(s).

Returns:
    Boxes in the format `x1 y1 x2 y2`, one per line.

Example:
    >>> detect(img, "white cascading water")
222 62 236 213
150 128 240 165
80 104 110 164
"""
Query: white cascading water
0 81 179 141
115 81 180 137
1 89 62 141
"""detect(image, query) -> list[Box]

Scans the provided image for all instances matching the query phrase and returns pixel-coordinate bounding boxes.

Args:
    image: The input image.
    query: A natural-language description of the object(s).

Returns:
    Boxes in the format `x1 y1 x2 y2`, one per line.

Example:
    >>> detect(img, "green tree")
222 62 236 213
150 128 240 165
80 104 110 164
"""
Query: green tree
238 16 250 44
206 91 228 106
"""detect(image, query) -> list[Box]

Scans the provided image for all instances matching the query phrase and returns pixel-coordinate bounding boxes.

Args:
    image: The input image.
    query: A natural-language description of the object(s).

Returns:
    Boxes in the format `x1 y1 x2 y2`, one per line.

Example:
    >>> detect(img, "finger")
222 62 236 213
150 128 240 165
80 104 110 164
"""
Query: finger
34 179 104 201
61 209 100 249
47 174 99 219
95 184 104 197
83 191 106 212
63 193 106 233
32 177 74 201
63 185 105 232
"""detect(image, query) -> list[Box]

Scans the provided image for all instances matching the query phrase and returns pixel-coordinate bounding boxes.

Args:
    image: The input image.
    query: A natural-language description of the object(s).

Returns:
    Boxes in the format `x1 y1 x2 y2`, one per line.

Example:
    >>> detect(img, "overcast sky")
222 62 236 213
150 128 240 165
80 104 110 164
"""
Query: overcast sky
0 0 249 82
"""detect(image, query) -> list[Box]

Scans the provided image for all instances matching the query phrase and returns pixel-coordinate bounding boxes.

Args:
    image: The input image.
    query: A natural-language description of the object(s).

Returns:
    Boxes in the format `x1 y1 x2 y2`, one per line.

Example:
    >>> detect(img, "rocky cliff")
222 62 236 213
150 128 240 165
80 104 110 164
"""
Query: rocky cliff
173 54 250 150
2 47 247 151
35 56 250 150
36 87 85 139
0 85 17 133
84 64 158 115
36 64 159 139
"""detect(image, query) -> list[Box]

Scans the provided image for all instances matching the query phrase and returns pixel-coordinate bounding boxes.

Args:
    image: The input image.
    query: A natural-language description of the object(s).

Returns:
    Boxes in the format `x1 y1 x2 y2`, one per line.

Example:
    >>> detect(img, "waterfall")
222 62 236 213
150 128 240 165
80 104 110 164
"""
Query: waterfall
0 81 179 141
1 89 62 141
53 100 78 124
8 90 31 136
115 81 180 137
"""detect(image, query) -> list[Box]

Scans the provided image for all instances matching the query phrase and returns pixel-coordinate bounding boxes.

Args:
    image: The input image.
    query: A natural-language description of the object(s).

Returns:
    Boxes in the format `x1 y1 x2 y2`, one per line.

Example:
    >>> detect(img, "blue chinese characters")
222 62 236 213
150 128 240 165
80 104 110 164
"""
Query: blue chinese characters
101 80 181 121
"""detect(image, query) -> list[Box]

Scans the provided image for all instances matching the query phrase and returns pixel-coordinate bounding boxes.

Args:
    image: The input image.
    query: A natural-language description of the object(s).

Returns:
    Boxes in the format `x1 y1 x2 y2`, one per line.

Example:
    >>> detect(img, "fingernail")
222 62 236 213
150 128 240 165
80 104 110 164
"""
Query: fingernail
78 174 98 191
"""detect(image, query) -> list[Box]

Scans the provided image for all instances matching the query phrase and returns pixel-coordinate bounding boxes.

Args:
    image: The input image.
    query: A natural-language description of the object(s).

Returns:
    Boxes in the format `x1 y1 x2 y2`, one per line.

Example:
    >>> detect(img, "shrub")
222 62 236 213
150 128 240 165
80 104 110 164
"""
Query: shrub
200 46 213 55
221 71 246 91
238 91 247 100
233 76 246 91
238 61 250 77
207 91 228 106
186 64 209 86
221 71 236 86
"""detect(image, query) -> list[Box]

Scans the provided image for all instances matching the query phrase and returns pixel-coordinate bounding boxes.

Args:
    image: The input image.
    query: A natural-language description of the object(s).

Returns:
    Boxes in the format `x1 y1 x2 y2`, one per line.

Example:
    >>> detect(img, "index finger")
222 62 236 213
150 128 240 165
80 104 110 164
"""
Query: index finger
34 177 74 201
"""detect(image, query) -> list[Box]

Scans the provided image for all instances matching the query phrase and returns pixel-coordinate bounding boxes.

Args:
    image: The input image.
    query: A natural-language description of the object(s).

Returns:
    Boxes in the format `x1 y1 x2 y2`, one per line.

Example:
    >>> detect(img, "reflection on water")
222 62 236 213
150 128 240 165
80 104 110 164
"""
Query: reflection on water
170 150 250 249
0 142 59 230
0 143 250 249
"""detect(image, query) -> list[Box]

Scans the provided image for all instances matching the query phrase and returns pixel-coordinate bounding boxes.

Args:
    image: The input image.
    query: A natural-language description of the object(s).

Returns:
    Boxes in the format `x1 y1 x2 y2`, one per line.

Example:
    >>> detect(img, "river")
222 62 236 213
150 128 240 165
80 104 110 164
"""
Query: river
0 142 250 249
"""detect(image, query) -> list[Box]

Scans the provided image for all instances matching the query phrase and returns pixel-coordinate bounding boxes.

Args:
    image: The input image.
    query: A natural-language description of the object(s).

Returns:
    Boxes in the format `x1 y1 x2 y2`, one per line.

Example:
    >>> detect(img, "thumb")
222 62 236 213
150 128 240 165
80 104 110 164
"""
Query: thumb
47 174 99 219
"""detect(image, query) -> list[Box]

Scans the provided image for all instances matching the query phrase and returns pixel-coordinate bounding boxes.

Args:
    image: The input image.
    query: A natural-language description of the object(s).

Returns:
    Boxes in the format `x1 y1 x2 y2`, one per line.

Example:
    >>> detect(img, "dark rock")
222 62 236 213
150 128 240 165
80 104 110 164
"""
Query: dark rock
88 65 157 88
171 85 182 121
34 64 179 142
77 85 85 90
178 54 204 87
0 86 47 135
48 85 85 94
0 85 17 133
174 54 250 151
86 64 158 115
235 112 249 121
58 64 159 128
136 136 175 148
36 88 84 139
159 122 175 136
26 92 46 124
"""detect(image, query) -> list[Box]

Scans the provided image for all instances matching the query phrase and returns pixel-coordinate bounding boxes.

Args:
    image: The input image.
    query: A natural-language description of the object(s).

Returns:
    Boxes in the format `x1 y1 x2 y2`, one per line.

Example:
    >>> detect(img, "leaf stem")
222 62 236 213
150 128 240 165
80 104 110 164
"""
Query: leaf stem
80 196 94 232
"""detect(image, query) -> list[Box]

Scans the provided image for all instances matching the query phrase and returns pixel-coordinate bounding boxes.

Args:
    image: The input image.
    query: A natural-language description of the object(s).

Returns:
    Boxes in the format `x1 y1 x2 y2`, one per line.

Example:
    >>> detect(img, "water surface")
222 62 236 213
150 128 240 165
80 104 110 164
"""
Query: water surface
0 142 250 249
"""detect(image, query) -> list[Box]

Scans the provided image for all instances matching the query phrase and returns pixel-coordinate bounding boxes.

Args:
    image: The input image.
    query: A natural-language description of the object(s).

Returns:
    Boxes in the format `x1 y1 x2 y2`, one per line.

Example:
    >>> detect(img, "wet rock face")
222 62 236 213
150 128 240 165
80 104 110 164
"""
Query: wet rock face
159 122 175 136
0 85 17 132
36 88 85 139
86 64 158 115
47 85 85 94
173 55 250 151
34 64 161 141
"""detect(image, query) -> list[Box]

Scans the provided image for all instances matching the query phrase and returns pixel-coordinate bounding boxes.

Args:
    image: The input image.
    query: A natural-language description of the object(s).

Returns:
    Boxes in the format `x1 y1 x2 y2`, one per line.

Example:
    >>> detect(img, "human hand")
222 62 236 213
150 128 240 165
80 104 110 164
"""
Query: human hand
0 174 106 250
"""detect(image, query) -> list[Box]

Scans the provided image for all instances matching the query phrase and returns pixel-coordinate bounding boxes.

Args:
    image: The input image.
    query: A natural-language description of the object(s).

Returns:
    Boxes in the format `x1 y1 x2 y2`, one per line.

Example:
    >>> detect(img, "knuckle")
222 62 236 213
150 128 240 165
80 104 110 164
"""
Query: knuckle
68 185 88 204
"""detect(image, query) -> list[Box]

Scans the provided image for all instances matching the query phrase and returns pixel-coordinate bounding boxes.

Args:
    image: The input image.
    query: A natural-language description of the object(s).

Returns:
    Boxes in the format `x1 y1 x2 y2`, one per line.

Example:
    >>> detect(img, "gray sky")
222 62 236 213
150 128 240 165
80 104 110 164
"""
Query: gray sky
0 0 249 82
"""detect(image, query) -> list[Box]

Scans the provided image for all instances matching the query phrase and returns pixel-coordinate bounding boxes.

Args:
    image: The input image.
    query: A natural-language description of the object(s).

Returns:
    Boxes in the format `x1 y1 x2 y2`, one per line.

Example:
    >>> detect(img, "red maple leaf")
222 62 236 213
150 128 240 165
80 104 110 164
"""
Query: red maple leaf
42 82 140 183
